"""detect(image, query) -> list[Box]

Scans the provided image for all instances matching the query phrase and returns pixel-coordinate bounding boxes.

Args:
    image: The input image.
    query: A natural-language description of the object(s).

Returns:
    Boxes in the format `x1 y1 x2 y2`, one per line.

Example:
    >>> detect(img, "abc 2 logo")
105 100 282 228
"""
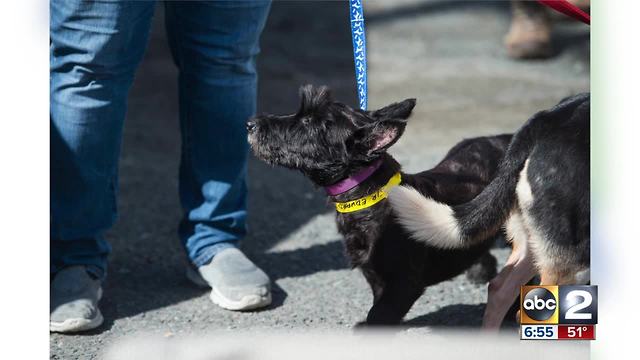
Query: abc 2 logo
520 285 598 325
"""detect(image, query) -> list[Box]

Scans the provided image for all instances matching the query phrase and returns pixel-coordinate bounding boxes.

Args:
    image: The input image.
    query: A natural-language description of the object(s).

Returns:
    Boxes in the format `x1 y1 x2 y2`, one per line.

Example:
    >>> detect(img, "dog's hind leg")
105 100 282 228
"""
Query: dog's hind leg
365 277 424 325
539 265 590 286
482 212 537 329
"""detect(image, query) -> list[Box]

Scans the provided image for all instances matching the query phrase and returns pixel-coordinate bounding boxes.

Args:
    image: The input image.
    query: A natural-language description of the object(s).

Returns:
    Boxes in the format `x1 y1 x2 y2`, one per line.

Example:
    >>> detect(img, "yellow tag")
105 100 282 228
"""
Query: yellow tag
334 172 402 213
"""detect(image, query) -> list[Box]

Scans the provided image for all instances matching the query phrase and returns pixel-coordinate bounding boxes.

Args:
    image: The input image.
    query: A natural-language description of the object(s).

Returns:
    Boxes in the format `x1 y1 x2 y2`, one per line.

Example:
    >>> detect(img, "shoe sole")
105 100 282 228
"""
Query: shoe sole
50 310 104 333
209 285 272 311
50 288 104 333
186 267 272 311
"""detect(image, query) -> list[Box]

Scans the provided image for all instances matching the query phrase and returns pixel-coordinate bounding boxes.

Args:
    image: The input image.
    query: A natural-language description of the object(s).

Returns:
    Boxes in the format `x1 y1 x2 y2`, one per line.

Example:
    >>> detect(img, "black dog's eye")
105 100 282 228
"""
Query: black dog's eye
301 116 312 125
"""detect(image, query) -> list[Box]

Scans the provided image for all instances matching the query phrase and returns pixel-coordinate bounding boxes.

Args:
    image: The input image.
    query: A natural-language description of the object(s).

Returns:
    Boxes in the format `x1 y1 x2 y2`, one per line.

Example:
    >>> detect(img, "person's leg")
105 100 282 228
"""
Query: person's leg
50 0 155 332
164 0 272 310
505 1 552 59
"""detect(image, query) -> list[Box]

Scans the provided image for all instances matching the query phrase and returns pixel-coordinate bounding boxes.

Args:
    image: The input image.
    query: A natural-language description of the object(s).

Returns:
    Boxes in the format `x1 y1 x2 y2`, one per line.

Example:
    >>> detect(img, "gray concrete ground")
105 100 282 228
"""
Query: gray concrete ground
50 1 589 359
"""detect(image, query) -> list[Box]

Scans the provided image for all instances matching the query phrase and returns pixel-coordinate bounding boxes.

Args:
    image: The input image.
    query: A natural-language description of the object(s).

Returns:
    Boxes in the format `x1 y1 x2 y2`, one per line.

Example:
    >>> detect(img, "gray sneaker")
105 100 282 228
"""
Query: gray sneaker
50 266 103 333
186 248 271 311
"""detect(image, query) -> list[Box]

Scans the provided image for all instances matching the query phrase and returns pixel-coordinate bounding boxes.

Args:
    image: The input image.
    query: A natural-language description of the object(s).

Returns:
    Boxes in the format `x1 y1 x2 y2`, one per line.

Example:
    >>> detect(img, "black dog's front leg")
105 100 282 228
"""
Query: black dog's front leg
364 277 424 326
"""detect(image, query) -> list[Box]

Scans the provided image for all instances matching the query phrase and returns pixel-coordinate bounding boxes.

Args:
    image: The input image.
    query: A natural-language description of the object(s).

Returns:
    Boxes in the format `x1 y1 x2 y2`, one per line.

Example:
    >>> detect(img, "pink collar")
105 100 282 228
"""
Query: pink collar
324 160 383 196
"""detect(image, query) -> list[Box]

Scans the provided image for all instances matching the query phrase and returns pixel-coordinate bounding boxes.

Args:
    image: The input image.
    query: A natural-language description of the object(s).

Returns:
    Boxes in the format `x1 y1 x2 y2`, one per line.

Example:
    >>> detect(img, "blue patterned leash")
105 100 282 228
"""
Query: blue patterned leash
349 0 367 110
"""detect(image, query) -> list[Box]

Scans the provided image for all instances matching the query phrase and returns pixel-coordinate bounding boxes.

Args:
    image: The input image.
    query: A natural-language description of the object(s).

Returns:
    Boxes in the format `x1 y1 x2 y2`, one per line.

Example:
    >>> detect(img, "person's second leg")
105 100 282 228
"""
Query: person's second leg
505 1 552 59
50 0 155 332
164 0 272 310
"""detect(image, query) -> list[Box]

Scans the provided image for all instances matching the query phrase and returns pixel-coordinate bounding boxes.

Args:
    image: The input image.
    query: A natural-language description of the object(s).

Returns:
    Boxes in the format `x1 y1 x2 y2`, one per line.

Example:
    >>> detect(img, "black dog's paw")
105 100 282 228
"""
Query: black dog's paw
465 252 497 284
353 321 370 330
353 320 405 333
354 319 387 329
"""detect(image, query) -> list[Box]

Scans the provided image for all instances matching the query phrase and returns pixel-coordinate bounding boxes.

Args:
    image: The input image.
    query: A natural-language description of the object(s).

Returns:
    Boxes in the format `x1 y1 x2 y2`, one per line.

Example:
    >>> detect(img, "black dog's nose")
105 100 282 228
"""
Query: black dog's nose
246 120 256 133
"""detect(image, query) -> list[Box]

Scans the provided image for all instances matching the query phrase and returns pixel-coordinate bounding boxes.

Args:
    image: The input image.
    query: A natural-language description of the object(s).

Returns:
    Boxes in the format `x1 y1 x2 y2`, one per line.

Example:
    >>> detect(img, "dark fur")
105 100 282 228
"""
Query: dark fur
442 94 590 281
248 85 511 324
444 93 590 269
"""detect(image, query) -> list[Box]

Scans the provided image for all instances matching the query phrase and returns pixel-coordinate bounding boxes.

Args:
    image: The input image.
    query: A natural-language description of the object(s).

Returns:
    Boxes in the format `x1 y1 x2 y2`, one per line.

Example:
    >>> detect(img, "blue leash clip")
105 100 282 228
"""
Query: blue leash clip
349 0 367 110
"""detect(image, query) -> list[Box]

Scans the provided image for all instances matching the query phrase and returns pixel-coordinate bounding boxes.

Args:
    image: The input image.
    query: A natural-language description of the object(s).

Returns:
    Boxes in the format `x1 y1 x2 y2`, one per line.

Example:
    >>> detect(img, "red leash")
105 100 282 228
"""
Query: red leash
537 0 591 25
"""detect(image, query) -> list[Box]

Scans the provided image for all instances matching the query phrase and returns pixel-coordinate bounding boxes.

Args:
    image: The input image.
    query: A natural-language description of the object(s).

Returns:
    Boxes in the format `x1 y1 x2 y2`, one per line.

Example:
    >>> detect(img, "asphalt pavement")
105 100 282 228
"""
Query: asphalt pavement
50 1 590 358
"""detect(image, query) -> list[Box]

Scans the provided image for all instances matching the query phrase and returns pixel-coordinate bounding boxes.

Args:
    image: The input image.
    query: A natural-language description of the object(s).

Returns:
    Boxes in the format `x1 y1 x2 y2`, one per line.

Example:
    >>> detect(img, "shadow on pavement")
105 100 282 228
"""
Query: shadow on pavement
367 0 509 25
260 241 349 281
403 303 519 330
405 303 486 328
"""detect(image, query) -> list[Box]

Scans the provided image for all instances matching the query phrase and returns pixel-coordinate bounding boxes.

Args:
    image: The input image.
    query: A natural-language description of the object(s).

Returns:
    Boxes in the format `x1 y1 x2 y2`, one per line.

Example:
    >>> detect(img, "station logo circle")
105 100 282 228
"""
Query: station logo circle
523 287 557 321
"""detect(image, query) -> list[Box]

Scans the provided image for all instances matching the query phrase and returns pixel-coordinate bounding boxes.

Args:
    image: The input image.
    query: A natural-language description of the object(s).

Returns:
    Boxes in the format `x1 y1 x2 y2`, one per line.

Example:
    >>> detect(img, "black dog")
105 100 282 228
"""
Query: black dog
389 93 590 328
248 85 511 325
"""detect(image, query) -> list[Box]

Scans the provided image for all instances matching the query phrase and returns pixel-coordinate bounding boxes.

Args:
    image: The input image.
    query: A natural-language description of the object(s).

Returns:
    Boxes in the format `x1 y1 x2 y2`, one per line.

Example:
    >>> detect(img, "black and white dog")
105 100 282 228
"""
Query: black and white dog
389 93 590 328
248 85 512 325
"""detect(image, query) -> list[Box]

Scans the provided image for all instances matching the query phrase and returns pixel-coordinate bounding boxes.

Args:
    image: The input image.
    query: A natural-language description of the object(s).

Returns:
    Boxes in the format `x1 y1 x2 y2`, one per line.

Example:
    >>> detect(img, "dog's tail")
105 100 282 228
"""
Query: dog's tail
388 94 589 249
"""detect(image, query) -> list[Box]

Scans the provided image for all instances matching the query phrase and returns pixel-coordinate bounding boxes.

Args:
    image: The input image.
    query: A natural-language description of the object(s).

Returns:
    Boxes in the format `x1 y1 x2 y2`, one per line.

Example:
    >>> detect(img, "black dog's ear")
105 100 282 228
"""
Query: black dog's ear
298 84 333 116
370 98 416 121
346 99 415 156
346 118 409 156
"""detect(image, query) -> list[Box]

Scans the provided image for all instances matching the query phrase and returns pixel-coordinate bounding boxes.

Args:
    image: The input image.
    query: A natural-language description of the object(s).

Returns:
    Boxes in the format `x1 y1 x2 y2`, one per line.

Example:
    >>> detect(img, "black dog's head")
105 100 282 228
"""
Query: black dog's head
248 85 416 186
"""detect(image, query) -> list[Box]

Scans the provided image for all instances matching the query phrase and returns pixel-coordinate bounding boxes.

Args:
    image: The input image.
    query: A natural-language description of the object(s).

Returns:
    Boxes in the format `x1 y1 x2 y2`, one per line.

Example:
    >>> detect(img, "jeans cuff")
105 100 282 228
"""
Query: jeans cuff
85 264 106 282
192 241 238 267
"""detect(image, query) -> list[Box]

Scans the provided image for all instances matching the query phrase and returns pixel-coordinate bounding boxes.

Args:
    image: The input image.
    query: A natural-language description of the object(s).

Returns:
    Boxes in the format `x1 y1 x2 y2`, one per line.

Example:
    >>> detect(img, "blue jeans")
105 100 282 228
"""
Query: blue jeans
50 0 271 279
